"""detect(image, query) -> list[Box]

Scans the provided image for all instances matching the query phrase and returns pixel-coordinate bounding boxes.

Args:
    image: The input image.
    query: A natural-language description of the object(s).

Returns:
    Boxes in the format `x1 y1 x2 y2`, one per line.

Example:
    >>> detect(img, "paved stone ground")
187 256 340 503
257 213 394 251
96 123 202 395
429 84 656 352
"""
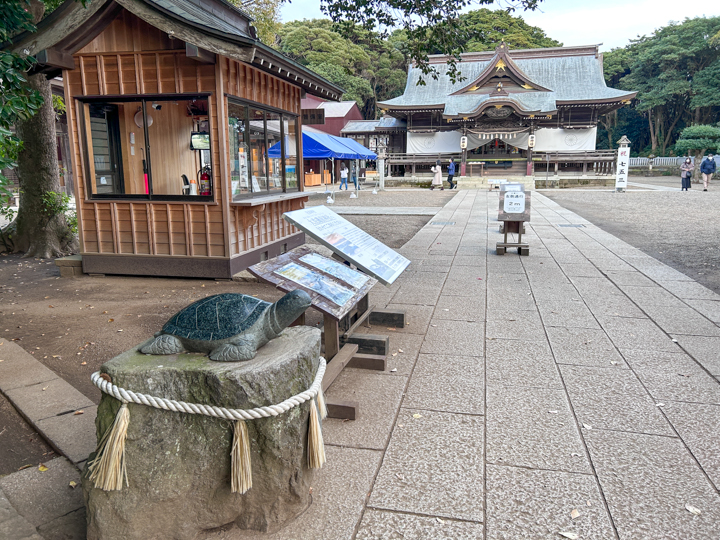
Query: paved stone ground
3 189 720 539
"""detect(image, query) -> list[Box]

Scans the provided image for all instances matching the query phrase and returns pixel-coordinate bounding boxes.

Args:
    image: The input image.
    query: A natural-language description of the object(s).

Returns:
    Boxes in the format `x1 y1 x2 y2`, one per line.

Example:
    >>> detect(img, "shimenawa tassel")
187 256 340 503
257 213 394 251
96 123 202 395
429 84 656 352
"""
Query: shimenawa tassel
307 399 326 469
317 388 328 420
87 402 130 491
231 420 252 494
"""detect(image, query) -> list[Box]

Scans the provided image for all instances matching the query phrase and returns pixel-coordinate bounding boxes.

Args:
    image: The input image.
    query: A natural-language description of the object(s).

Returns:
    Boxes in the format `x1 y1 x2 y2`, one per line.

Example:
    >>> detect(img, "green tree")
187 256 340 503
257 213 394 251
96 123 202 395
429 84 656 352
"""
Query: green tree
675 125 720 182
277 19 407 118
0 1 42 201
322 0 542 83
459 8 561 52
1 0 78 257
231 0 282 46
605 16 720 154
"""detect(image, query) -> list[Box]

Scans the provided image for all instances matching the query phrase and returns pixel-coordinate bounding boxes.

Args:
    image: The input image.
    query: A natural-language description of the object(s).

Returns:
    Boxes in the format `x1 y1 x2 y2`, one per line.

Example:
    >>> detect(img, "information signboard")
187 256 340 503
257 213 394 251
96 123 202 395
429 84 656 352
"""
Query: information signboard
283 206 410 286
498 191 531 222
248 246 377 321
615 146 629 191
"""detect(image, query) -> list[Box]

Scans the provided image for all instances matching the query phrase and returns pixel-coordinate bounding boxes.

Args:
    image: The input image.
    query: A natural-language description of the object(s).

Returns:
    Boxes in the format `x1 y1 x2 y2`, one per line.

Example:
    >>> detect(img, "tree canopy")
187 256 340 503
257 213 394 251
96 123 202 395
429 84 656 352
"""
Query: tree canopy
320 0 542 83
276 10 560 118
459 8 561 52
601 16 720 155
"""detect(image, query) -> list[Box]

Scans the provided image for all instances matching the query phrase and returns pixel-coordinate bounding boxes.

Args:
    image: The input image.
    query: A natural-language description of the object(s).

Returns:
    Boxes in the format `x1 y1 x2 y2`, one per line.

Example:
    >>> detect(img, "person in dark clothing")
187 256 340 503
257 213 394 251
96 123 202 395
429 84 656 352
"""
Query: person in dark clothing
700 154 716 191
447 158 456 189
680 158 693 191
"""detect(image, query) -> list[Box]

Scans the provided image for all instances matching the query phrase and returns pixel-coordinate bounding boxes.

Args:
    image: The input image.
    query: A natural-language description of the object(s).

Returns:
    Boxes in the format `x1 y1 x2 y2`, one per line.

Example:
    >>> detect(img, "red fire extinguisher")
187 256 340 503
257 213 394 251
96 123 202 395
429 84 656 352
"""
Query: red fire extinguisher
198 166 211 195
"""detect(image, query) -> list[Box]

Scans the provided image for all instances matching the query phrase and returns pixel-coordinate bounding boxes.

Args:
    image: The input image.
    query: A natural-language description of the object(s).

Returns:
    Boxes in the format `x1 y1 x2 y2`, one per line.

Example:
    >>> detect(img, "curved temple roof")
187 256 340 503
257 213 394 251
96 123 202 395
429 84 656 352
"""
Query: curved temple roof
379 44 635 118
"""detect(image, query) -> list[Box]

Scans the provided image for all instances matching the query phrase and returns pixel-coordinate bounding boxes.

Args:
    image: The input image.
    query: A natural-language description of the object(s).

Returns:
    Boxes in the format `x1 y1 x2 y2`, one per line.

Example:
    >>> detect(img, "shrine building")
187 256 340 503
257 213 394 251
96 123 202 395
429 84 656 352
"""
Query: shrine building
377 43 636 185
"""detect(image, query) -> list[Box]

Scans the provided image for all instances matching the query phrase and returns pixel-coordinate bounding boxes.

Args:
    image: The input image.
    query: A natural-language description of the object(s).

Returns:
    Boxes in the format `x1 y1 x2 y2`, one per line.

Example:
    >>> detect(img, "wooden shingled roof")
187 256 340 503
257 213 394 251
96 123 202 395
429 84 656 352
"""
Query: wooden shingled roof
8 0 344 100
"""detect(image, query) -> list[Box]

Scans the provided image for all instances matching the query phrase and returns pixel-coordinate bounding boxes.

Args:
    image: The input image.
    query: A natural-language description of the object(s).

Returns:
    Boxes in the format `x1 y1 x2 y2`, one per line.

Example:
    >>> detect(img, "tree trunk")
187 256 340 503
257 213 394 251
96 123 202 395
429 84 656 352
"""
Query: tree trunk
648 112 657 151
692 149 705 184
12 73 78 258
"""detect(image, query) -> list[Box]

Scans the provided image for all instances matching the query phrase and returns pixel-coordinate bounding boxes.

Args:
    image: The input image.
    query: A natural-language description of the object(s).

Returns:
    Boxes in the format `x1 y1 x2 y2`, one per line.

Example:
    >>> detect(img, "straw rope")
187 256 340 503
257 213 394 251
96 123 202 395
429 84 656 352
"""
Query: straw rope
90 357 327 420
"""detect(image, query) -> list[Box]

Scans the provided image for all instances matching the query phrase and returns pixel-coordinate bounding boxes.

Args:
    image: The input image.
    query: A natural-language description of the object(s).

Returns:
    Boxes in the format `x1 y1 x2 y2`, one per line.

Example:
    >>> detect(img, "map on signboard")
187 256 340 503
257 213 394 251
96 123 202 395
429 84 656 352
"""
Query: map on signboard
274 262 355 306
248 246 378 320
283 206 410 286
300 253 370 289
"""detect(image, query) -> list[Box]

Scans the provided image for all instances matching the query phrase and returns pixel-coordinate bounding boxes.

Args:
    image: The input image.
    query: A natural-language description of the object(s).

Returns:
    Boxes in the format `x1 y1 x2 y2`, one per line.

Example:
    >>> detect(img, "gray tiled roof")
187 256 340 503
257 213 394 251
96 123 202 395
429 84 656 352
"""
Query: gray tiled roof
380 53 634 115
341 120 380 133
148 0 252 39
341 118 407 133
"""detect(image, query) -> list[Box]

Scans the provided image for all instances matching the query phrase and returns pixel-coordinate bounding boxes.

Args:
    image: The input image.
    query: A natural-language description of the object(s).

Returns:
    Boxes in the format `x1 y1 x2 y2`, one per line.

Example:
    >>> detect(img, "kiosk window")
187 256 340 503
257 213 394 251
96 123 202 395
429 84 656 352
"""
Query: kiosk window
227 100 299 200
81 96 212 200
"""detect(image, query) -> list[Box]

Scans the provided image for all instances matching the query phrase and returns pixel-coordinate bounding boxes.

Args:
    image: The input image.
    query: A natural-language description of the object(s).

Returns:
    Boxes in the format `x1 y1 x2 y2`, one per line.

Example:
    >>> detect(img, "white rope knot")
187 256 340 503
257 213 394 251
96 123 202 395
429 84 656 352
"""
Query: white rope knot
88 357 328 493
91 357 327 420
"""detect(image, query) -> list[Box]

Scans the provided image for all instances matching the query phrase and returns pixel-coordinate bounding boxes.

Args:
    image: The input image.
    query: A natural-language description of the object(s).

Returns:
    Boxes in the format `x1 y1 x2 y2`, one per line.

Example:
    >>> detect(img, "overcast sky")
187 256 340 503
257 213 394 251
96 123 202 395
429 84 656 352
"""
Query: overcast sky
280 0 717 51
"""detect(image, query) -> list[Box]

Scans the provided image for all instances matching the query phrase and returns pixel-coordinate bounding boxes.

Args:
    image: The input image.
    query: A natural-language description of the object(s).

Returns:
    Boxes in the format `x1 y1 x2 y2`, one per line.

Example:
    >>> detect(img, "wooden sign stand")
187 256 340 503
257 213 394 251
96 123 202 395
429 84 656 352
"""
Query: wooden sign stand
250 247 405 420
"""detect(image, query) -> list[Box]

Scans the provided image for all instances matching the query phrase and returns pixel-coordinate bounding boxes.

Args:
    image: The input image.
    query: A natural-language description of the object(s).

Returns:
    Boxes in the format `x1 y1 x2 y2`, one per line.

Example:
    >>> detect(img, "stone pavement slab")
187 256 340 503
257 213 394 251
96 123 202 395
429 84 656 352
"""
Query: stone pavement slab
486 386 591 474
356 509 483 540
369 409 485 522
485 465 616 540
404 354 484 415
585 429 720 540
0 457 83 529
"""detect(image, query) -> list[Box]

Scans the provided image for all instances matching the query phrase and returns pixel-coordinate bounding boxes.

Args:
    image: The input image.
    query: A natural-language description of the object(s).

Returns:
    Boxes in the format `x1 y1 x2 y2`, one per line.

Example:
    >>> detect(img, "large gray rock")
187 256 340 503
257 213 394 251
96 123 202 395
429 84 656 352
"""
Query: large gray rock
83 326 321 540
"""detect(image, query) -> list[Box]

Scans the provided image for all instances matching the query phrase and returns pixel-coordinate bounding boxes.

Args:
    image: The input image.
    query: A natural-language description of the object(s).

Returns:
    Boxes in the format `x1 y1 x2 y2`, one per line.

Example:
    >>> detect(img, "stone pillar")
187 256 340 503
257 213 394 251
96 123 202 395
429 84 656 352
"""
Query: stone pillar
83 326 322 540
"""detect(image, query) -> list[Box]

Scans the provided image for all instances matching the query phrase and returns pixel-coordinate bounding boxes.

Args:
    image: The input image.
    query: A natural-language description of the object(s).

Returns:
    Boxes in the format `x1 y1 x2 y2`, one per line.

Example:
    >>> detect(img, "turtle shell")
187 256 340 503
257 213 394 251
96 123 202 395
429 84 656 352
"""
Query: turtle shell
162 293 270 341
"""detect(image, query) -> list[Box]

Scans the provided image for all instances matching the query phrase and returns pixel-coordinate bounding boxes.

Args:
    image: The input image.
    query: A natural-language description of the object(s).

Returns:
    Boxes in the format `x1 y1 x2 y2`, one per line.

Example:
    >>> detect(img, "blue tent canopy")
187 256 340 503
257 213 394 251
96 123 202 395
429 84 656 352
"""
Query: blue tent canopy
268 129 376 160
333 136 377 160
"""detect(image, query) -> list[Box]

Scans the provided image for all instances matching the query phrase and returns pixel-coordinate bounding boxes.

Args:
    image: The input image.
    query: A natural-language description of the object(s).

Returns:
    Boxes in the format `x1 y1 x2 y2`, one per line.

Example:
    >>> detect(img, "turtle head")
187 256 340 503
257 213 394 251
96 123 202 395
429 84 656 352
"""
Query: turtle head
269 290 312 334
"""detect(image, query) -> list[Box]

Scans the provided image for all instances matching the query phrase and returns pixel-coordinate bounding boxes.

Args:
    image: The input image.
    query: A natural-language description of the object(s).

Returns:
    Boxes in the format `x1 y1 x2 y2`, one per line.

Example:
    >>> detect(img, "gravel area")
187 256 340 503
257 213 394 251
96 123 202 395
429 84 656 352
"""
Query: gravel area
542 179 720 294
304 188 456 248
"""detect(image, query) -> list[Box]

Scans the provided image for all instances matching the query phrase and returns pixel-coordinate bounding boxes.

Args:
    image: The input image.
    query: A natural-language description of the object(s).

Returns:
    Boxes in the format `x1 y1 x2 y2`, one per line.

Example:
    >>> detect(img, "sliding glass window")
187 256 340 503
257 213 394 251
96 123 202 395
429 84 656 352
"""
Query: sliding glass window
227 99 300 201
80 95 212 200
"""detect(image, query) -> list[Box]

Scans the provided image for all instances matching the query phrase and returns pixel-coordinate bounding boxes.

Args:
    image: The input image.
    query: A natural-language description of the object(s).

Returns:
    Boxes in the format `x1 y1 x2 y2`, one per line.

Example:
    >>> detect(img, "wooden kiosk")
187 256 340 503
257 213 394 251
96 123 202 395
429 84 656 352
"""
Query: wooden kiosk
11 0 343 278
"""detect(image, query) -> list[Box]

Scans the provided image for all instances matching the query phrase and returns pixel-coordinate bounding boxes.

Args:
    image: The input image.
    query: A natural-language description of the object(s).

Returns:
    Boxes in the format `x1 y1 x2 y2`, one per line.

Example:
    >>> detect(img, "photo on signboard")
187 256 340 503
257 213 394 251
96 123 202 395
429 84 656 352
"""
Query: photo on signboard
274 262 355 307
300 253 370 289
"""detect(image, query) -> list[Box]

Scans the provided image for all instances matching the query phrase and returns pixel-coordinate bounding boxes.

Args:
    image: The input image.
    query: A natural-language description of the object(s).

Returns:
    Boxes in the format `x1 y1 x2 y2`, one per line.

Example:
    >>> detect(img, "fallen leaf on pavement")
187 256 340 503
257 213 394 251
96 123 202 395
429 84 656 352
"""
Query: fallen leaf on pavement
108 319 114 322
69 481 77 489
685 504 701 515
74 410 84 415
559 533 579 540
38 464 48 472
582 423 592 430
398 349 404 353
412 413 423 419
571 509 580 520
390 368 397 372
392 353 397 357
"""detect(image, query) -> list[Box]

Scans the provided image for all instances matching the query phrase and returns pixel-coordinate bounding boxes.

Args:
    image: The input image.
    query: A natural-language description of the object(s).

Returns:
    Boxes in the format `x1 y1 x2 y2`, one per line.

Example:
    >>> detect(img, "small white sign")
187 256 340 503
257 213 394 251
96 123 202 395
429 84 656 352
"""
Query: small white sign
615 147 629 190
504 192 526 213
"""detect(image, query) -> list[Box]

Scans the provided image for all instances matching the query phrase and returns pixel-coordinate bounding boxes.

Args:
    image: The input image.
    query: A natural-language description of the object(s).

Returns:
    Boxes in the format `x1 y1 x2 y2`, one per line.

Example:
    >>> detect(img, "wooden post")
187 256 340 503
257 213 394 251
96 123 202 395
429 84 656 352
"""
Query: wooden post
323 313 340 360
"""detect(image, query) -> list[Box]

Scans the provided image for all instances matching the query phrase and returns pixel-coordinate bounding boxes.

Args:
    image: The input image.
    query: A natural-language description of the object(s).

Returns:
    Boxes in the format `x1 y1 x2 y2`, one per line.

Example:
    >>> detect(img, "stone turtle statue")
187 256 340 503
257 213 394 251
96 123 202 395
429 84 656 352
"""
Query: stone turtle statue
141 290 311 361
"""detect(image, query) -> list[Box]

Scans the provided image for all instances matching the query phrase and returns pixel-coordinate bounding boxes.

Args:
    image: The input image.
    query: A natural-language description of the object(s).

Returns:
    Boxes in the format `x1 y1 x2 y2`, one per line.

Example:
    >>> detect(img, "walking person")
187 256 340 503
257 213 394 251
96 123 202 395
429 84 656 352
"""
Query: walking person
340 162 349 190
447 158 456 189
700 154 716 191
680 158 693 191
350 161 358 190
430 160 443 190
